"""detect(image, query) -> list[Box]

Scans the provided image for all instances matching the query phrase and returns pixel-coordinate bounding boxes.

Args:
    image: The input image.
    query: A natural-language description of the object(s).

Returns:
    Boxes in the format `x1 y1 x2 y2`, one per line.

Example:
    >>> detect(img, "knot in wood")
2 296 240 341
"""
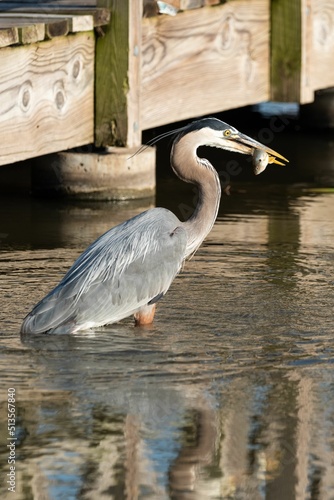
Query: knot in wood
19 81 32 112
53 81 66 110
22 89 30 108
315 11 332 45
218 15 235 51
72 60 81 79
56 91 65 109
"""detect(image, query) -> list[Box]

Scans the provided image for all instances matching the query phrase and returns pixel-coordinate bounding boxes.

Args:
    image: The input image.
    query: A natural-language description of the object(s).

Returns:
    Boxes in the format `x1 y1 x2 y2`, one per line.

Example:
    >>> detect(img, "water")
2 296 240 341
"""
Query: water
1 139 334 498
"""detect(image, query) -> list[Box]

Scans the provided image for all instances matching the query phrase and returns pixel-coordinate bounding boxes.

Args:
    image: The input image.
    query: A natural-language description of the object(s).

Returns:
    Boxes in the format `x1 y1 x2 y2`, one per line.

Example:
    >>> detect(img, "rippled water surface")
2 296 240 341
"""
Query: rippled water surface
0 182 333 499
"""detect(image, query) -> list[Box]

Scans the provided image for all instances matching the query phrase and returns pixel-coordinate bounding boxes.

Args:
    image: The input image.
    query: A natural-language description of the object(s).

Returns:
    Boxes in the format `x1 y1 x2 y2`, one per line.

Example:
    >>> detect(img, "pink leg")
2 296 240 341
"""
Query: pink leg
134 304 156 326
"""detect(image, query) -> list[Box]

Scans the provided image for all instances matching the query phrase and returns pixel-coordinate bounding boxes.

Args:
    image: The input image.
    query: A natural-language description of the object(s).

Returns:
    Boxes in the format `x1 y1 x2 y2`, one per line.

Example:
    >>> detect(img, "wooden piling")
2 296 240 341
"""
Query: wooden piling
95 0 142 148
270 0 302 102
271 0 334 104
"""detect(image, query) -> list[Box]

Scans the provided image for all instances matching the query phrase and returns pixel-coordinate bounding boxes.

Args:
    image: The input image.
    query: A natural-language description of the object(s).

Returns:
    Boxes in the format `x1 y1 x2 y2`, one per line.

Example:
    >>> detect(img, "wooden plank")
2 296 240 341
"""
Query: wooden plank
143 1 159 18
270 0 301 102
70 14 94 31
0 13 94 32
0 6 110 27
0 32 94 166
87 7 110 26
168 0 204 10
0 20 45 45
271 0 334 104
0 27 18 47
301 0 334 103
45 19 69 38
19 23 45 44
144 1 179 17
0 16 71 39
0 1 96 6
95 0 142 148
204 0 221 5
300 0 312 103
141 1 270 130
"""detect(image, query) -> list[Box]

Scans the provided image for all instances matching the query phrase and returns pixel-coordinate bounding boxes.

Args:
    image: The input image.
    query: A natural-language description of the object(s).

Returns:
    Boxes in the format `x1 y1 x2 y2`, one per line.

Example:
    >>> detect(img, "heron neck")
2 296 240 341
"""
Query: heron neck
171 138 221 258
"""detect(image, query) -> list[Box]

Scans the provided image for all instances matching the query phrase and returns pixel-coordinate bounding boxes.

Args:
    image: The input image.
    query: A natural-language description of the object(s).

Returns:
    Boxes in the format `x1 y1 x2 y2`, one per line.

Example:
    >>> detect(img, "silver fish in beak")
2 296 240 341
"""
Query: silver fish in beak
228 131 289 168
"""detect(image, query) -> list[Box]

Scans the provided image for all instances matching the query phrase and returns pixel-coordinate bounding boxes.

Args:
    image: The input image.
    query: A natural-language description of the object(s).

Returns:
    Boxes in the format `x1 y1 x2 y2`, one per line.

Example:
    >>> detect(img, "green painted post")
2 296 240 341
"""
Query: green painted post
95 0 142 147
271 0 302 102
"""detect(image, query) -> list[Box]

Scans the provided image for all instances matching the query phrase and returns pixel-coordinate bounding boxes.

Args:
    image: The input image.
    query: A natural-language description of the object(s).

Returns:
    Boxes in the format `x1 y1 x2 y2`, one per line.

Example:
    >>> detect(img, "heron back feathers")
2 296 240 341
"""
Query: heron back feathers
21 208 187 334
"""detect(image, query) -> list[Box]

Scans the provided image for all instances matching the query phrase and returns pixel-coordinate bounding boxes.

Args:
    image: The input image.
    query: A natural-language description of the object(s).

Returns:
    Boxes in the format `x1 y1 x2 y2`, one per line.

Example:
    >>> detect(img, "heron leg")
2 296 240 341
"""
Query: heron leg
134 304 156 326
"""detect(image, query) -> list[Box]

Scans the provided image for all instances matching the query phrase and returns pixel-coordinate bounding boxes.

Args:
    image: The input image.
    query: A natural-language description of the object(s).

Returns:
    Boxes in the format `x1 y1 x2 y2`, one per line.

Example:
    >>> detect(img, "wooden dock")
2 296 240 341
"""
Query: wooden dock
0 1 334 196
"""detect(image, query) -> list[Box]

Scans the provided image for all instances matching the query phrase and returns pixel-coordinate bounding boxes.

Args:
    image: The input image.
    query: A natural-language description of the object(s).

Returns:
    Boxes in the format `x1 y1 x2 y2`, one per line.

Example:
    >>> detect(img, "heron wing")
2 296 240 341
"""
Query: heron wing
21 208 187 333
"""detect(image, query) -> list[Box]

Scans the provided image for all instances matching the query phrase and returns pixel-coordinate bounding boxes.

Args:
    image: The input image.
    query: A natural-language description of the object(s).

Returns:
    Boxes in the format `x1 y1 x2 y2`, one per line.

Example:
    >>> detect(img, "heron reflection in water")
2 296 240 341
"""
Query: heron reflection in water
21 118 288 334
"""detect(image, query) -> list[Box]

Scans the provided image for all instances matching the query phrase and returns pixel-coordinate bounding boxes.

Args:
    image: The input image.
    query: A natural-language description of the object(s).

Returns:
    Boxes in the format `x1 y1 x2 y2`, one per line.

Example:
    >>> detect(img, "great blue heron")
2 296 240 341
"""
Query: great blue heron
21 118 287 334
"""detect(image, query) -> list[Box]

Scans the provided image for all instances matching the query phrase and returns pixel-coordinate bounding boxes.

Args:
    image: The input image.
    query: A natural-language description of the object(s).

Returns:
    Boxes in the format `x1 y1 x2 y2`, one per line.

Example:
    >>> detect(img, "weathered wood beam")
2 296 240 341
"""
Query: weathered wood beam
95 1 142 148
0 13 94 32
0 32 94 166
44 19 69 38
0 5 110 27
204 0 222 5
271 0 334 104
301 0 334 103
168 0 204 9
0 1 96 6
0 27 18 47
270 0 302 102
141 1 270 130
19 23 45 44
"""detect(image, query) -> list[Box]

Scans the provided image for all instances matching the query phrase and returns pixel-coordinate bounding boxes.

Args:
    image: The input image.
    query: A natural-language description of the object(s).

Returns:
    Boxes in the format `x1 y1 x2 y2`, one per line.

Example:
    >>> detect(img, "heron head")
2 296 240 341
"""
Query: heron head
181 117 288 166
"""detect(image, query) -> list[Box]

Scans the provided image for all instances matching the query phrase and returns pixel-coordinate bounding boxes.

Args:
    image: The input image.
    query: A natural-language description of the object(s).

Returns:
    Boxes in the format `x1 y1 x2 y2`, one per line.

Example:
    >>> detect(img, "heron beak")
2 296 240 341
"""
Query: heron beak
231 132 289 166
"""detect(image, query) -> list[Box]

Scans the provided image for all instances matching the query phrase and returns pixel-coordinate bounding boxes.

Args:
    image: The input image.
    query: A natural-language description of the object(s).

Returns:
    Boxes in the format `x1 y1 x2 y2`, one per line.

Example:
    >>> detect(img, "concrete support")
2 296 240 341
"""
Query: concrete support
31 147 155 200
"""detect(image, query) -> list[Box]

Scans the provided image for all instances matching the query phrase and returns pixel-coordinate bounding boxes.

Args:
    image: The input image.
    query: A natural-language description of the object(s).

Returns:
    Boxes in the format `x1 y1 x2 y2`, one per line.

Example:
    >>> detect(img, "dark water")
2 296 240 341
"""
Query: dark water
1 128 334 499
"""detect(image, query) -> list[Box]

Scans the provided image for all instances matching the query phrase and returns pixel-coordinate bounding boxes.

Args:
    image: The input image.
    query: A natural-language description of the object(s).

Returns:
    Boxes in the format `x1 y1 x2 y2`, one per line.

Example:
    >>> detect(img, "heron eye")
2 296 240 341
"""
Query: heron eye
224 129 231 137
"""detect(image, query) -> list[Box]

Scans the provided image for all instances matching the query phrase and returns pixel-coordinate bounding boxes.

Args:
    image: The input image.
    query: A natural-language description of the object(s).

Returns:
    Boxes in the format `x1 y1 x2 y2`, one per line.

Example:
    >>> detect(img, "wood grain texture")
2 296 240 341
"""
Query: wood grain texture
44 18 69 38
0 5 109 28
271 0 301 102
141 1 270 130
0 32 94 166
95 0 142 148
19 24 45 44
0 1 96 6
0 13 94 32
204 0 222 5
301 0 334 103
143 0 159 18
168 0 204 9
0 27 18 47
95 0 128 147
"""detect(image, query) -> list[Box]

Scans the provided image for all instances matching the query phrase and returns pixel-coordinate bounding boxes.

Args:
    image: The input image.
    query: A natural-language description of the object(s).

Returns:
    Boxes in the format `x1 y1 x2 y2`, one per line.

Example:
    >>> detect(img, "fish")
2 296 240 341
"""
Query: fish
253 149 286 175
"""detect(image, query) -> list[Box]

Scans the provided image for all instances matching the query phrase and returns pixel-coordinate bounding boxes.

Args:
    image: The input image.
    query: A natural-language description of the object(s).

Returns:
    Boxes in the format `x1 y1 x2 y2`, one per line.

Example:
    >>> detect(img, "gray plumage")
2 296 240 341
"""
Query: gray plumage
21 209 186 333
21 117 287 334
